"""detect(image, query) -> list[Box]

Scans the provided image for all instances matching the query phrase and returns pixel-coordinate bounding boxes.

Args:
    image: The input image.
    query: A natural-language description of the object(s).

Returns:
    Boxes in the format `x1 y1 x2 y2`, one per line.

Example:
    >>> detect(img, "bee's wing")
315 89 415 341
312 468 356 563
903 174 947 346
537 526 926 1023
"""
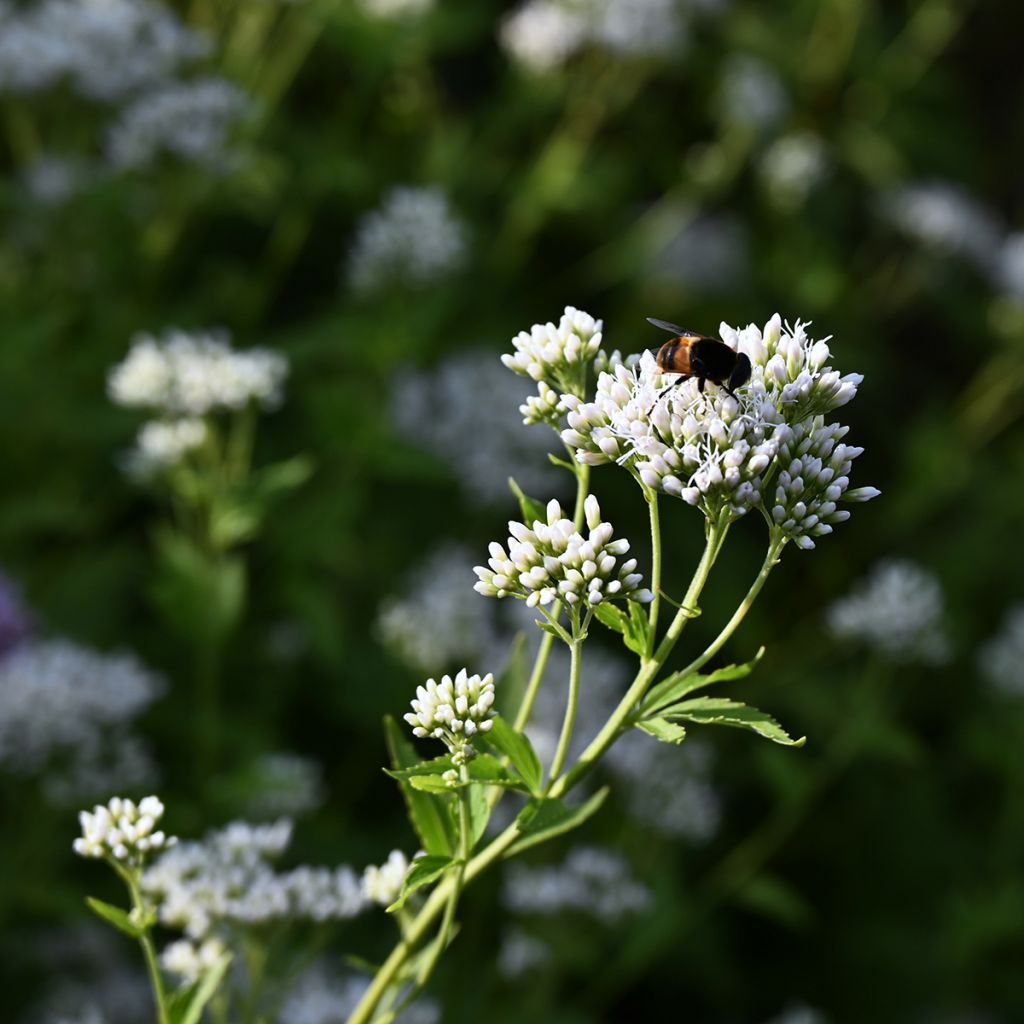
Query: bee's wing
646 317 708 339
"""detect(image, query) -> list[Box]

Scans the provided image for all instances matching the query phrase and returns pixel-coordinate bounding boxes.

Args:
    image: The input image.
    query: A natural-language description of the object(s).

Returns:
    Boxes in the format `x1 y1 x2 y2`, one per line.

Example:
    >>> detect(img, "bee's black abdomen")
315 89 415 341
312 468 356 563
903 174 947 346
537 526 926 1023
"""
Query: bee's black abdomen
691 339 739 382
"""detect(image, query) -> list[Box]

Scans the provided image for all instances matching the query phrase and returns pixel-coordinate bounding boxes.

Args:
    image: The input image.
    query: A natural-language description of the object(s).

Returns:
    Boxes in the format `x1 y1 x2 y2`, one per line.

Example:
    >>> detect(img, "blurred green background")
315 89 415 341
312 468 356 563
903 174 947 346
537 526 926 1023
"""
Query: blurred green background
1 0 1023 1021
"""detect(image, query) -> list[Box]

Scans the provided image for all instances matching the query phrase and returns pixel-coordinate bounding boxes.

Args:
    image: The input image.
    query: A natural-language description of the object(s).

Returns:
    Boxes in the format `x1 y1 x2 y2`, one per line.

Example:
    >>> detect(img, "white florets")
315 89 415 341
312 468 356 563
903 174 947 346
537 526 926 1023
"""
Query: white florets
159 936 226 985
361 850 411 907
346 186 467 294
474 495 651 608
354 0 434 17
826 560 950 664
501 305 603 399
503 846 650 924
141 819 366 938
404 669 497 751
106 76 248 171
126 417 208 476
73 795 175 864
108 329 288 417
770 417 879 550
978 605 1024 696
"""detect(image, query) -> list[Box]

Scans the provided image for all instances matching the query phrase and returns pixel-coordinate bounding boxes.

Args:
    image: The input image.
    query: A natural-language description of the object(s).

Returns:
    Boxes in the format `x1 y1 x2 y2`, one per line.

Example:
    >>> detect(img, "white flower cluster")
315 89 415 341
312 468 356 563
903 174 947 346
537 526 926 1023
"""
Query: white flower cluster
826 560 950 664
562 314 876 533
108 329 288 417
500 0 687 74
606 733 721 841
73 795 175 864
0 0 207 101
502 306 603 418
159 936 225 985
503 846 650 924
106 76 248 171
717 54 788 130
759 132 828 208
361 850 410 907
769 418 879 549
392 350 563 505
474 495 651 608
0 639 163 776
405 670 496 762
280 964 440 1024
978 605 1024 696
142 819 366 938
346 186 467 294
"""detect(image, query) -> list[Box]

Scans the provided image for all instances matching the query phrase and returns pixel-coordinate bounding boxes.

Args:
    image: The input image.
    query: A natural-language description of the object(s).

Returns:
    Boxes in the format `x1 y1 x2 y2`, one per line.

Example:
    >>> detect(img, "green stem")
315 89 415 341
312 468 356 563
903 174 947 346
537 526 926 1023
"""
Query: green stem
512 631 554 733
547 629 583 787
572 462 591 526
346 513 731 1024
126 874 169 1024
676 534 786 679
552 513 730 798
646 490 662 656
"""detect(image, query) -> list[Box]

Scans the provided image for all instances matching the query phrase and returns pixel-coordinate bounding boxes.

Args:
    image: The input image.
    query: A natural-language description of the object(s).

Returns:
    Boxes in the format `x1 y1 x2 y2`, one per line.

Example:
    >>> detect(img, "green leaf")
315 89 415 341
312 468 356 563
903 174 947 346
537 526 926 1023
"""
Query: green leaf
384 755 454 781
168 953 232 1024
594 601 650 655
507 787 610 856
535 619 569 642
485 718 543 794
548 453 577 471
466 783 491 848
663 697 805 747
250 455 315 500
636 717 687 744
383 717 454 856
386 855 453 913
496 633 528 718
86 896 140 939
508 477 546 525
465 753 530 791
642 647 766 716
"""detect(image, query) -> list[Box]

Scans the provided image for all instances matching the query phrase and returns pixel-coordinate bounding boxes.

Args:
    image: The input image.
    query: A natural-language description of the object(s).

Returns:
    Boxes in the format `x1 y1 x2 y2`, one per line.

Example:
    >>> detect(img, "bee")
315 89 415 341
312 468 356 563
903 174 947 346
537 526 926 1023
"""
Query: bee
646 317 752 410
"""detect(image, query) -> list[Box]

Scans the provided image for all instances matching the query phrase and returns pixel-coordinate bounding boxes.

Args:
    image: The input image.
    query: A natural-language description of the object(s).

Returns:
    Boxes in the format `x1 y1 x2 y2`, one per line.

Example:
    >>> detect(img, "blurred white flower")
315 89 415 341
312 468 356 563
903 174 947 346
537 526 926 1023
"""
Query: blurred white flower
44 735 158 806
142 818 366 938
354 0 434 17
346 186 467 293
760 132 828 207
124 417 207 477
500 1 588 73
159 936 225 985
718 55 788 129
826 559 950 664
73 795 175 863
880 180 1001 273
497 927 549 978
108 328 288 416
280 964 440 1024
978 605 1024 695
503 845 650 923
994 232 1024 299
392 349 564 505
606 733 721 840
106 76 249 171
23 156 92 206
0 639 163 775
377 544 504 674
361 850 410 907
0 0 207 101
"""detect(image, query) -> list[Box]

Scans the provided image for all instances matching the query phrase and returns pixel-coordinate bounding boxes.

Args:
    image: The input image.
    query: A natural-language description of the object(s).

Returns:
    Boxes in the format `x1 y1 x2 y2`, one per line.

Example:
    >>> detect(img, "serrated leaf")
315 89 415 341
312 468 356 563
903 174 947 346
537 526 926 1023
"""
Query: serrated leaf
171 953 232 1024
636 717 687 743
384 754 454 781
507 787 609 856
466 753 530 791
594 601 649 655
485 718 543 793
594 602 629 636
508 477 546 525
642 647 766 716
383 717 454 856
86 897 140 939
535 619 568 641
386 855 453 913
663 697 805 747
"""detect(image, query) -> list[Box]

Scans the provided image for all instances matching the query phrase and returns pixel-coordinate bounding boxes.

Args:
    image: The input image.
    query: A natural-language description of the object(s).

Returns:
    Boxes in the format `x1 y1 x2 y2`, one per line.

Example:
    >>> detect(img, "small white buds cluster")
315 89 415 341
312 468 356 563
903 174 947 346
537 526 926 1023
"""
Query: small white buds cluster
770 417 880 549
519 379 568 428
361 850 411 907
502 306 602 399
73 795 175 865
474 495 652 609
404 669 496 758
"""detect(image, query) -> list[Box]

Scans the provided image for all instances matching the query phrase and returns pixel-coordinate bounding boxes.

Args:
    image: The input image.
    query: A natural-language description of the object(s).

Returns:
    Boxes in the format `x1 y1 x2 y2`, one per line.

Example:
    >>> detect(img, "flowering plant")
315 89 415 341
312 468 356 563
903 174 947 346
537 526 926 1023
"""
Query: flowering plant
77 306 877 1023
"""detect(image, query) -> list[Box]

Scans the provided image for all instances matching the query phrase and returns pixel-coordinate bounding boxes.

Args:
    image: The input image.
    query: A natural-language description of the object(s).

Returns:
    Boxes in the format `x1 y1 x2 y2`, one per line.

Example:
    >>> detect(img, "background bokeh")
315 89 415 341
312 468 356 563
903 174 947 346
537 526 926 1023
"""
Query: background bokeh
1 0 1023 1021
